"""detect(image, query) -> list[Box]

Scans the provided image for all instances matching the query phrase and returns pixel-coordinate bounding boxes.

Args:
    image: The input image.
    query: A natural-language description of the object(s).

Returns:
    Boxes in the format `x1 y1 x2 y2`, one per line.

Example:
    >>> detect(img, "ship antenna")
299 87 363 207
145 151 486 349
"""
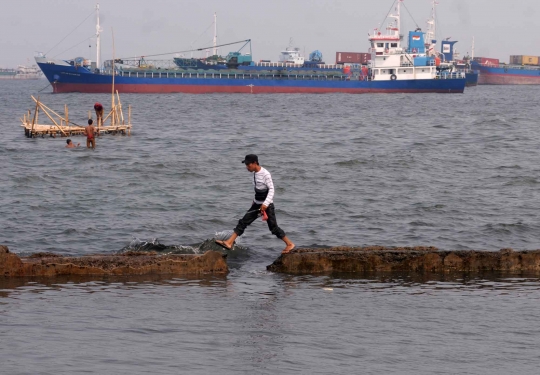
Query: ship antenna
396 0 401 36
96 3 102 70
213 12 217 56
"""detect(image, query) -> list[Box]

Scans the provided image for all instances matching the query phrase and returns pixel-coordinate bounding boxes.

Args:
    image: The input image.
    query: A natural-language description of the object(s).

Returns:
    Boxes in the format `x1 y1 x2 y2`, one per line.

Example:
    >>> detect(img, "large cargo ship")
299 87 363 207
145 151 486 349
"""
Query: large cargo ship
472 56 540 85
36 2 465 94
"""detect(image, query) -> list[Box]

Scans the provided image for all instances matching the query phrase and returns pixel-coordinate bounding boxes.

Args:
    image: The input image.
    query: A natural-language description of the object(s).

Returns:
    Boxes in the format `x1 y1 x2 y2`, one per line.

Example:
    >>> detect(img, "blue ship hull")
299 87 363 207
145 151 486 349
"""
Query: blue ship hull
472 61 540 85
38 62 466 94
465 71 478 87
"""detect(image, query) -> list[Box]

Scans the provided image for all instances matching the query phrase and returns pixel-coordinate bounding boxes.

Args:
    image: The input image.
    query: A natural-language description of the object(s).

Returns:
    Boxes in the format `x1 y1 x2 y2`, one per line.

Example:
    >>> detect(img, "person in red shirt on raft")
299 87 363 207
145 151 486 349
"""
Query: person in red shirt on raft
215 154 295 254
94 102 104 126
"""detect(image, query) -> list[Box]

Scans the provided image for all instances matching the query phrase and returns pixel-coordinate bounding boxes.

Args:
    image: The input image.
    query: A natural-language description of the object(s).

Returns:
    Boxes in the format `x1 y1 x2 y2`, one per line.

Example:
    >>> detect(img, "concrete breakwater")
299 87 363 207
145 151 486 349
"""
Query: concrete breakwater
267 246 540 274
0 246 228 278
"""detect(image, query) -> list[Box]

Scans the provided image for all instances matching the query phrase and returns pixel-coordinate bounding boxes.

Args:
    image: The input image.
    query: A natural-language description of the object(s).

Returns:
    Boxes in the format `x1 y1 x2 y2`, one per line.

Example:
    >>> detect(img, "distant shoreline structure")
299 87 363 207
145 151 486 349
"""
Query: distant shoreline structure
0 65 43 80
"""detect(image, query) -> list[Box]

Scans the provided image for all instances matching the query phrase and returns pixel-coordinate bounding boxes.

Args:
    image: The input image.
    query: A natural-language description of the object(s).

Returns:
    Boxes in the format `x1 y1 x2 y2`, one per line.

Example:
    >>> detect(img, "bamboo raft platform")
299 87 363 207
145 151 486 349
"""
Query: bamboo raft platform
20 92 132 138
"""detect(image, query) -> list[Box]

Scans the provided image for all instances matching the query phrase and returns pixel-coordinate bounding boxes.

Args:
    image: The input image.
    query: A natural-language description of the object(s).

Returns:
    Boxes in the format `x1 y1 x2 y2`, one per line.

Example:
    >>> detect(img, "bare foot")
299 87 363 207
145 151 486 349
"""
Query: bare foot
215 240 233 250
281 243 295 254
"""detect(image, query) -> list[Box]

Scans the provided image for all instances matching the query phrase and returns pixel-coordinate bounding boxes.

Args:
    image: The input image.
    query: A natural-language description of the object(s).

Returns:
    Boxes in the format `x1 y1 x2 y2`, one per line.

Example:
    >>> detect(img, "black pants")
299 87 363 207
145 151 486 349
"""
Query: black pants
234 202 286 239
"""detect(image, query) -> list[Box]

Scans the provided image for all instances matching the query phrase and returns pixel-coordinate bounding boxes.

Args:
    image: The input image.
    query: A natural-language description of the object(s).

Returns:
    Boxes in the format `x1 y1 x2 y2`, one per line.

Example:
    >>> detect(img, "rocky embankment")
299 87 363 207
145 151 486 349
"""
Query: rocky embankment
0 245 228 277
267 246 540 274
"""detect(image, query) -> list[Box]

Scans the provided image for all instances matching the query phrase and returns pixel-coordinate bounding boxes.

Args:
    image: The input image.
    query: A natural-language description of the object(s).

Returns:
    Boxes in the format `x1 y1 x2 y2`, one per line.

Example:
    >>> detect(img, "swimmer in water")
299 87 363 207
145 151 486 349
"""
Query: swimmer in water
65 139 80 148
215 154 295 254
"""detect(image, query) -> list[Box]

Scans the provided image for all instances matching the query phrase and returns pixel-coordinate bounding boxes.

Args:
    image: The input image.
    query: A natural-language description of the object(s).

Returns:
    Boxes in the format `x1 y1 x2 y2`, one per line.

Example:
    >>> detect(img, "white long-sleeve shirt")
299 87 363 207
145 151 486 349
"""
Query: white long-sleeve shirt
253 167 275 206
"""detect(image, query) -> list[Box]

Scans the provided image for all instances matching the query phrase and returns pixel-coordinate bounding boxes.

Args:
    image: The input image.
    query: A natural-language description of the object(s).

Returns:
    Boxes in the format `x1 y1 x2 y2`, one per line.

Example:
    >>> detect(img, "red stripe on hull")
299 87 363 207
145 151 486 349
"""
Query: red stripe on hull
52 83 463 94
479 74 540 85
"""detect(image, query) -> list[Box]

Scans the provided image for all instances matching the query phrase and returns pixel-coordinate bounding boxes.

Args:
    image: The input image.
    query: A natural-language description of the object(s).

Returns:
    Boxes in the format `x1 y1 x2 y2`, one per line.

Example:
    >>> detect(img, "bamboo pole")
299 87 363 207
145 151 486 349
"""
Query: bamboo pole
115 104 121 128
128 105 131 135
116 90 124 125
31 96 72 126
101 107 115 125
111 28 116 127
37 102 68 137
31 96 39 135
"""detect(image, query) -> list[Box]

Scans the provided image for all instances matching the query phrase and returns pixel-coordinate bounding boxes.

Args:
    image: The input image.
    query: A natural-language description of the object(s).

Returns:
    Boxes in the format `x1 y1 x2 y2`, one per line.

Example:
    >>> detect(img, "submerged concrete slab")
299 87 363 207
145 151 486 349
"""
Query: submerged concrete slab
267 246 540 274
0 245 228 278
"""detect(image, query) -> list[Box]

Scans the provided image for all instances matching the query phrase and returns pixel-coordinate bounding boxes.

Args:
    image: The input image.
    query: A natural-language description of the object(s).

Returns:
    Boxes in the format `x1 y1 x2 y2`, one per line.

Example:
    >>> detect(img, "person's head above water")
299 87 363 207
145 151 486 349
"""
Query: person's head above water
88 119 93 125
66 139 72 144
242 154 260 172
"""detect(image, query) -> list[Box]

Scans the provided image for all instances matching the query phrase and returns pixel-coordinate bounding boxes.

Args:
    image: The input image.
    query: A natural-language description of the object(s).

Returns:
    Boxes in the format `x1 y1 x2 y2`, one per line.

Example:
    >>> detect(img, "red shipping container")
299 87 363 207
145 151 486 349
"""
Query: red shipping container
336 52 370 64
473 57 499 66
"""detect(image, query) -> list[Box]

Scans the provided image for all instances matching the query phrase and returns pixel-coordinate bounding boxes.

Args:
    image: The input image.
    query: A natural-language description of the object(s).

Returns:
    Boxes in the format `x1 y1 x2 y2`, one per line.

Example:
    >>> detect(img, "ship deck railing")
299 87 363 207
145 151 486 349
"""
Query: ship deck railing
436 72 466 79
107 70 359 81
255 62 342 69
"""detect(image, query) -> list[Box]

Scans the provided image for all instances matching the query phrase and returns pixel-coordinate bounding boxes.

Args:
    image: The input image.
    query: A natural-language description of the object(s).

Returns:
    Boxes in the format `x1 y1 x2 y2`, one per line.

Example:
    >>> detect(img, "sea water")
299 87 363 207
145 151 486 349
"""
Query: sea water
1 81 540 374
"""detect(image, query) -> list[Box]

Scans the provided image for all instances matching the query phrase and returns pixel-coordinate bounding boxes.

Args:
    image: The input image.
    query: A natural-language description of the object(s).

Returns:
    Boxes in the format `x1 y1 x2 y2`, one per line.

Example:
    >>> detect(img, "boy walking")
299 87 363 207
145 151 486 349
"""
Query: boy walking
215 154 295 254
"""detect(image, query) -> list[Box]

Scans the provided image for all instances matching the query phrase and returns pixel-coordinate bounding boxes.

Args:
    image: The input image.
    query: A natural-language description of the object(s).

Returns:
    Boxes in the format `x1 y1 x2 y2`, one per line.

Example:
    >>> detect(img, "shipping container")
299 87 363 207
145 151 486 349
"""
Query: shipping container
473 57 499 66
509 55 540 66
522 55 539 65
510 55 523 65
336 52 370 64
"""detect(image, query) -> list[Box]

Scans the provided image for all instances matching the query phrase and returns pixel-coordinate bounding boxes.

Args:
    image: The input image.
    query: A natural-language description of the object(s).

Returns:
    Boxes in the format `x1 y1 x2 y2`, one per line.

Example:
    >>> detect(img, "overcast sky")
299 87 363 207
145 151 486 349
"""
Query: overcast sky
1 0 539 67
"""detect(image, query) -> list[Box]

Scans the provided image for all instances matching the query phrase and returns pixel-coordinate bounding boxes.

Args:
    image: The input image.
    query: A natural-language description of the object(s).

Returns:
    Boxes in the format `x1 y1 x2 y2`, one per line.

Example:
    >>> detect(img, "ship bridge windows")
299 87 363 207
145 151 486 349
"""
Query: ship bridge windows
391 43 398 48
377 43 384 48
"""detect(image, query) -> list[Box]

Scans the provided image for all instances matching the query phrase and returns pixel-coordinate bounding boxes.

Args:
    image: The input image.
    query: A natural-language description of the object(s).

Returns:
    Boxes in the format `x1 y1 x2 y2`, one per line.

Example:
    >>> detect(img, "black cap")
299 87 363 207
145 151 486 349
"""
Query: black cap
242 154 258 164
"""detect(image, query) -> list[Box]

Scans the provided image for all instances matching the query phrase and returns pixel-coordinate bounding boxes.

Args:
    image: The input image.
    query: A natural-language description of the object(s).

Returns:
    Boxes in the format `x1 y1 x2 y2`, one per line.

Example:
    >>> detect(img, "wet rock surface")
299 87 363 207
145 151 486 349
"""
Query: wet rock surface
0 245 228 278
267 246 540 274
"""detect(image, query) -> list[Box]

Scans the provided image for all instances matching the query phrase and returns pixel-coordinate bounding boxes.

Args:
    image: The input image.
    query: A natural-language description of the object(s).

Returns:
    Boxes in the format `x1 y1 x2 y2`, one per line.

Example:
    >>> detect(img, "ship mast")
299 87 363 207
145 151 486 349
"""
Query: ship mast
213 12 217 56
396 0 401 36
96 3 101 69
471 36 475 59
426 0 437 56
386 0 402 39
